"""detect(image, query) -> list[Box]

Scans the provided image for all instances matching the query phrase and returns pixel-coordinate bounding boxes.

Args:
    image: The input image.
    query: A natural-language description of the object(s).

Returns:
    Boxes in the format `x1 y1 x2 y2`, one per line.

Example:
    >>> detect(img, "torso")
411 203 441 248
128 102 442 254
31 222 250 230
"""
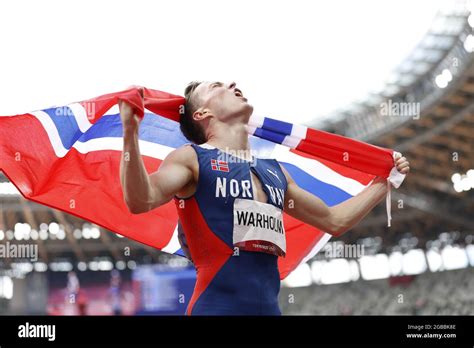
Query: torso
174 143 288 315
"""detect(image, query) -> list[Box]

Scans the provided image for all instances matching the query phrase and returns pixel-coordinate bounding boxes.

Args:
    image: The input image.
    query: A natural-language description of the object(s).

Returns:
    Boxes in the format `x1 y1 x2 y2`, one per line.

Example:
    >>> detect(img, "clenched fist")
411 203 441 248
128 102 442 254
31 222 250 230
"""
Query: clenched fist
394 153 410 175
118 100 142 132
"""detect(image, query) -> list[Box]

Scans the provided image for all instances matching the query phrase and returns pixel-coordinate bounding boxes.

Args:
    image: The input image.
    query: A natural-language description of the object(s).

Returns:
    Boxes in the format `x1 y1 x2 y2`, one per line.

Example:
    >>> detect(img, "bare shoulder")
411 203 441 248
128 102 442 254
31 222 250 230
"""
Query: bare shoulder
165 144 196 164
168 144 198 197
163 144 198 175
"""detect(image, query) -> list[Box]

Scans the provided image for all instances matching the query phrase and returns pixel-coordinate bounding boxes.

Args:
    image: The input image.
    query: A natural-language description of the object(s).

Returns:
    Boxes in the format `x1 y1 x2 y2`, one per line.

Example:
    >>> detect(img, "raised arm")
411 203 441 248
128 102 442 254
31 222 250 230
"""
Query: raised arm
119 100 195 214
281 155 409 236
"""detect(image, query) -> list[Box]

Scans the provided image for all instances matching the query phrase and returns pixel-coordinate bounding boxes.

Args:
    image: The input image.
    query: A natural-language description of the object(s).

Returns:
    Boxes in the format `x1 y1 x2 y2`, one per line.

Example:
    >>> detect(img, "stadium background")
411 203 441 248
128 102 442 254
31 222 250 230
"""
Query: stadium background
0 1 473 315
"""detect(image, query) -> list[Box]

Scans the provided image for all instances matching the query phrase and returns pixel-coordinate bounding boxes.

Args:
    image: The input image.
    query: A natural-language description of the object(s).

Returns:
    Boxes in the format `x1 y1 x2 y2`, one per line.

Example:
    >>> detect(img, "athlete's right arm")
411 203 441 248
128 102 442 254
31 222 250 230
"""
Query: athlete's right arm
119 100 195 214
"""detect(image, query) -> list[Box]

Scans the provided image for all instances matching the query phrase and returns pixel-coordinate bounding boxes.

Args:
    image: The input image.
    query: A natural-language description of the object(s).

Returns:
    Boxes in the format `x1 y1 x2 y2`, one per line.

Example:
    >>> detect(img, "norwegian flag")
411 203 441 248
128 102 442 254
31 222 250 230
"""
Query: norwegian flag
0 86 404 279
210 159 229 172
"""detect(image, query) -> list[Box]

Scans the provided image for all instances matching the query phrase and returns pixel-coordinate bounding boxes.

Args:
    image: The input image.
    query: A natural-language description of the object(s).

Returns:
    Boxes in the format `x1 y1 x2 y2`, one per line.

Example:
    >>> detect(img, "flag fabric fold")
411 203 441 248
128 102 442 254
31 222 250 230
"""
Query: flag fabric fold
0 86 403 279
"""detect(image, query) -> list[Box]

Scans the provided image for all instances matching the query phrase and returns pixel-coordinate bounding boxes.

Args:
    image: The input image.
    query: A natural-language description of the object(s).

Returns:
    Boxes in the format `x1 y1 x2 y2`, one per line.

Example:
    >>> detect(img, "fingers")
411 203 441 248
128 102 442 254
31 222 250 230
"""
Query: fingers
397 162 410 169
395 156 407 166
398 166 410 174
397 164 410 174
395 156 410 174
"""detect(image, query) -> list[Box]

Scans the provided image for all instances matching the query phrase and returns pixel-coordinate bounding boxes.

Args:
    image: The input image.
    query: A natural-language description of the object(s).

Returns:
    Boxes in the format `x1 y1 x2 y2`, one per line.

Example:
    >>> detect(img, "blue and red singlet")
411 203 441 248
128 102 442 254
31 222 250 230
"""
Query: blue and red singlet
174 143 288 315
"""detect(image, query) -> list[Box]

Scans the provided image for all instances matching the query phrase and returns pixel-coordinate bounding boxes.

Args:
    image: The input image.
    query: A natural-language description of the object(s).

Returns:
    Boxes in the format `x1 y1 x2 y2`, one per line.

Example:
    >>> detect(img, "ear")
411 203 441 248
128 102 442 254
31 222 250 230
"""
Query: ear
192 108 213 122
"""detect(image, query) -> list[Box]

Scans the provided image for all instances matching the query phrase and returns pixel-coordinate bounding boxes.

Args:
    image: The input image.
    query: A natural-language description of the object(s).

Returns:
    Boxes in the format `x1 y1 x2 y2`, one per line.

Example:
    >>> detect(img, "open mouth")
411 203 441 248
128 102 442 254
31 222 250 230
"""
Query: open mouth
234 88 246 101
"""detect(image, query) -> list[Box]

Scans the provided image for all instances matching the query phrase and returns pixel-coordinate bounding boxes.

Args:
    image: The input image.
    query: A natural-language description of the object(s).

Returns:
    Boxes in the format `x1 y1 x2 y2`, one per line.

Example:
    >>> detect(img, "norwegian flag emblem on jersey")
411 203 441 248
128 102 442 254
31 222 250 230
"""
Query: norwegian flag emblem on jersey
211 159 229 172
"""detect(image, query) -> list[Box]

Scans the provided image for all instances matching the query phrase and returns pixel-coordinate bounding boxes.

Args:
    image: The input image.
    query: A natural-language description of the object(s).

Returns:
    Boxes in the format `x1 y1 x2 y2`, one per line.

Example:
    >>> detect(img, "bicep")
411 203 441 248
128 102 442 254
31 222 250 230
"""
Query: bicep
284 181 332 223
148 148 194 208
280 164 335 232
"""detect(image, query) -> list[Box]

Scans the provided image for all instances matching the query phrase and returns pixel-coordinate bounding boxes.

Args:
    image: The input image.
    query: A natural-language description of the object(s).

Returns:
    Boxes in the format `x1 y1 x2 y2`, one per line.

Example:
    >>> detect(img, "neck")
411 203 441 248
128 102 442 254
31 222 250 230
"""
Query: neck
206 121 251 159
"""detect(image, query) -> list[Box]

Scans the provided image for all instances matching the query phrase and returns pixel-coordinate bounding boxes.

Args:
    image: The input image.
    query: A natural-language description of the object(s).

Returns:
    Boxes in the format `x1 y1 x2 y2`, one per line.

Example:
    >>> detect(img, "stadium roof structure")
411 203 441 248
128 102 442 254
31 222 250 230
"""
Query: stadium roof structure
321 2 474 254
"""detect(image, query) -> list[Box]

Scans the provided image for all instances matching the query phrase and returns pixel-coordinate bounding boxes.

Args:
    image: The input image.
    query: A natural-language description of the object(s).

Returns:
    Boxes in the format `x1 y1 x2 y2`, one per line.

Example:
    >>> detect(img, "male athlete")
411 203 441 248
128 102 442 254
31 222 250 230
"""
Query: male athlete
119 81 410 315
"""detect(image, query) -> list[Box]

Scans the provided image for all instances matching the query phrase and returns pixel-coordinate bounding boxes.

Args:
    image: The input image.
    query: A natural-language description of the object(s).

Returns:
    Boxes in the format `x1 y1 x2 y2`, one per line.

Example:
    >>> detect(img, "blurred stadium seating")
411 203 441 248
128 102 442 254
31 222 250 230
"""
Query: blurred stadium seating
280 268 474 315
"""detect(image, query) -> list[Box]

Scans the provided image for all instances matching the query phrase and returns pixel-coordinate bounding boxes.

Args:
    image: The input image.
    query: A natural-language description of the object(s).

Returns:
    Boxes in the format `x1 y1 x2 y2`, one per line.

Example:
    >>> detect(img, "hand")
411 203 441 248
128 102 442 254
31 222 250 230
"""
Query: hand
394 153 410 174
118 100 142 131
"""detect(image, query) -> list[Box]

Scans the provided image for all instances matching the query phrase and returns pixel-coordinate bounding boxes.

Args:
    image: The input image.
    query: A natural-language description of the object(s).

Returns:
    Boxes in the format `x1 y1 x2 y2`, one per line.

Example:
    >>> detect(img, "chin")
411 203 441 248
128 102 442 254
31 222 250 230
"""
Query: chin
240 103 253 123
243 102 254 116
223 103 254 123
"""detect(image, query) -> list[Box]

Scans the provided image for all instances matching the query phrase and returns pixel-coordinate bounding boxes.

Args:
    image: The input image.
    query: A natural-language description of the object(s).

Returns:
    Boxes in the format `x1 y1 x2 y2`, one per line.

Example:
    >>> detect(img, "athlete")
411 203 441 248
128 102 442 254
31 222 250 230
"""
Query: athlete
109 269 122 316
119 81 410 315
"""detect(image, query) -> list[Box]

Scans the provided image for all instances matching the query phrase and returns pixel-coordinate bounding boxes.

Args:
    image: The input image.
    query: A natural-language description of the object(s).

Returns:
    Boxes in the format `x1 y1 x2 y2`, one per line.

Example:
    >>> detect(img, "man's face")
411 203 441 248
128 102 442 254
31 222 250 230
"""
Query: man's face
192 81 253 123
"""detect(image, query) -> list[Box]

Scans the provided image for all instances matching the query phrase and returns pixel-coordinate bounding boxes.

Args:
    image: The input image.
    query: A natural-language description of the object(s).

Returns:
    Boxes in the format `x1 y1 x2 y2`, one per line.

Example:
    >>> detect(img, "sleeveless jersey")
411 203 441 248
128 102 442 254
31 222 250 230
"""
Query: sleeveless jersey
174 143 288 315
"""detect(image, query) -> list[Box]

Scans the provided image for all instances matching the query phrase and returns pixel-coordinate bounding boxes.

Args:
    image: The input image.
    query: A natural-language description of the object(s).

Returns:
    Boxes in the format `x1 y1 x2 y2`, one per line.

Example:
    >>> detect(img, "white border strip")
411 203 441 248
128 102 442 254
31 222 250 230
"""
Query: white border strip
161 223 181 254
73 137 175 159
67 103 93 133
282 135 303 148
30 106 176 160
290 123 307 140
248 115 265 128
30 111 69 158
272 144 368 197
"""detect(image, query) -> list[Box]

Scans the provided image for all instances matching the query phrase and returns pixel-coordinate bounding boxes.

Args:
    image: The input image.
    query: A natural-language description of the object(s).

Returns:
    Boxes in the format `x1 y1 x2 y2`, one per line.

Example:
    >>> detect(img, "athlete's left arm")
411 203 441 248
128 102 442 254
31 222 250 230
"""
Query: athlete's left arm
281 154 409 237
